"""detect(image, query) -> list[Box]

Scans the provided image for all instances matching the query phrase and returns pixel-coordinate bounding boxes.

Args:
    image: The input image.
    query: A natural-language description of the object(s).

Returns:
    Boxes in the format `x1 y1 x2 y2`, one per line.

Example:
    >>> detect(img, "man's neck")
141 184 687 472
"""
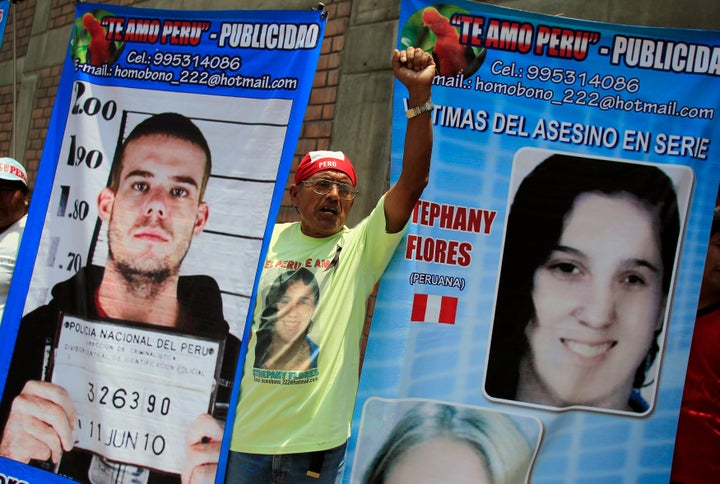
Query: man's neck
97 263 181 328
0 214 23 235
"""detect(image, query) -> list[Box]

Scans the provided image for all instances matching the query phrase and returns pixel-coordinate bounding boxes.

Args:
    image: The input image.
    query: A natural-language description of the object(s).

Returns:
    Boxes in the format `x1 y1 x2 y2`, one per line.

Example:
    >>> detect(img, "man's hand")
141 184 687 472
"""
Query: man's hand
0 380 76 464
182 413 224 484
392 47 436 92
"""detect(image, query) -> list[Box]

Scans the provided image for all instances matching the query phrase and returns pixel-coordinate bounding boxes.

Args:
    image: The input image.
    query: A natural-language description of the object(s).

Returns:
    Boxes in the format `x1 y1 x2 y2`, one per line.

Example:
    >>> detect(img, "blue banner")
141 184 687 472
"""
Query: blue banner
349 1 720 482
0 1 9 51
0 2 323 483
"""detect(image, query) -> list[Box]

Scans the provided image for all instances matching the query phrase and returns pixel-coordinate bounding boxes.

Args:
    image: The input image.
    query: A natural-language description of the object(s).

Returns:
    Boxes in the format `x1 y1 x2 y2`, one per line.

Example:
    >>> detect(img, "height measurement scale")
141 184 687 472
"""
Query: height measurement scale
32 82 120 312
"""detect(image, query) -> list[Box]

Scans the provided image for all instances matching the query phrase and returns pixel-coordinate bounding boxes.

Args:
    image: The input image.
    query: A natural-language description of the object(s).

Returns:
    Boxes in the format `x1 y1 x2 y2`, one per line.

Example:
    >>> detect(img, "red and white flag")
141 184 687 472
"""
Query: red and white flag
411 294 458 325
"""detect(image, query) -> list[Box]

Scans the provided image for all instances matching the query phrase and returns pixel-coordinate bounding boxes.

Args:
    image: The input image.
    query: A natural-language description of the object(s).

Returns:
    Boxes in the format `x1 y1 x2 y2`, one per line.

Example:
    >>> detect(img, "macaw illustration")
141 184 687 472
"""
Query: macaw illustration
422 6 486 77
82 13 118 66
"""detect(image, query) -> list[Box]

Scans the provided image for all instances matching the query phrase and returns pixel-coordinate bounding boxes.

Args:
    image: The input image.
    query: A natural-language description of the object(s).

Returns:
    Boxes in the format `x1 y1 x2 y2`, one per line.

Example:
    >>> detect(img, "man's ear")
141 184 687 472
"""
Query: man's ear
193 201 209 237
289 184 299 205
97 187 115 222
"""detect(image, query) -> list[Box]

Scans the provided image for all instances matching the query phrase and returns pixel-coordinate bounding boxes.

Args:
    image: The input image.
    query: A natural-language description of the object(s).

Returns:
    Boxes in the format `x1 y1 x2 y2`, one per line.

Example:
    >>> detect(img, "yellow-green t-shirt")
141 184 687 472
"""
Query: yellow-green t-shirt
230 196 405 453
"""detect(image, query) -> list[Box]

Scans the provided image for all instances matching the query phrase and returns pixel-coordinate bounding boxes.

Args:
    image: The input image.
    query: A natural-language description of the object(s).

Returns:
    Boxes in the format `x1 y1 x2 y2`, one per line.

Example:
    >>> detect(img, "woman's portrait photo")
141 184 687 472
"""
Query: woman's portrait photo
254 267 320 370
484 150 691 414
352 399 540 484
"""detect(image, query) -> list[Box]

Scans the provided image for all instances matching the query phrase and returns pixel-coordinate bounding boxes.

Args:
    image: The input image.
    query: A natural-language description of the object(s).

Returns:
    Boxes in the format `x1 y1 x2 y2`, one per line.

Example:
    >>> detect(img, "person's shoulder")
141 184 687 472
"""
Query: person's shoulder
274 221 298 229
271 221 299 237
268 222 308 249
21 265 102 325
178 274 227 332
8 213 26 230
369 194 390 221
351 193 392 233
179 273 221 296
8 214 27 233
0 214 27 244
49 264 102 300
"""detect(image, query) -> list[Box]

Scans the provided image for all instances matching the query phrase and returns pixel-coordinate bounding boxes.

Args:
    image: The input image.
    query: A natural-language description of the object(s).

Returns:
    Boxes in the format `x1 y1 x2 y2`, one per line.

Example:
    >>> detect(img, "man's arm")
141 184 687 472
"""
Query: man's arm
384 47 436 233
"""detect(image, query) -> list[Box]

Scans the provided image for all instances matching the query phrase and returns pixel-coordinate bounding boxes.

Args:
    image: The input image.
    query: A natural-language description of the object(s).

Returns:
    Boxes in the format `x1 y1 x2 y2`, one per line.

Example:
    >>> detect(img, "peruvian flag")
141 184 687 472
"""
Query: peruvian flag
410 294 458 325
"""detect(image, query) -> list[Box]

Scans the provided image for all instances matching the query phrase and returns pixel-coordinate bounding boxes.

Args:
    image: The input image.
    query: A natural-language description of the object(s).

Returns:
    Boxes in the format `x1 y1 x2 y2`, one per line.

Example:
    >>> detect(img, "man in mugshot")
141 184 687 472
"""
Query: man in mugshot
0 113 238 484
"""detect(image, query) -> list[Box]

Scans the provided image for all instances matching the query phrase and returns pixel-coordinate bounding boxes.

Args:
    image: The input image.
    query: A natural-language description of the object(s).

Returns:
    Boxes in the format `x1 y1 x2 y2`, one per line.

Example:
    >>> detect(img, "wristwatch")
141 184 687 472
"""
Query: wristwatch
406 100 434 118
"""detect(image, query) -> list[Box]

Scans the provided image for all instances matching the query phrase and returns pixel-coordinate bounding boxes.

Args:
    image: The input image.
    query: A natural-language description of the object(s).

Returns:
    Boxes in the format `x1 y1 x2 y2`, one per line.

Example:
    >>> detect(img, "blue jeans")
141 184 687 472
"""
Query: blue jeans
225 442 347 484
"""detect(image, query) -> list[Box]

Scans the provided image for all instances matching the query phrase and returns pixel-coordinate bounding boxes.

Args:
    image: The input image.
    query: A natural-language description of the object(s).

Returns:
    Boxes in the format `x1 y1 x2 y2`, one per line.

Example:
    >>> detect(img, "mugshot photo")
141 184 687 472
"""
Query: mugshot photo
0 85 294 482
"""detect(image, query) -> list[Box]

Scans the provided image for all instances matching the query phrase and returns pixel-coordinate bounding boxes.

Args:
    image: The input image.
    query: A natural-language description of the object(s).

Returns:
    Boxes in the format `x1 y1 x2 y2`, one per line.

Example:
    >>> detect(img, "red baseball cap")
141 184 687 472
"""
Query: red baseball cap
295 150 357 187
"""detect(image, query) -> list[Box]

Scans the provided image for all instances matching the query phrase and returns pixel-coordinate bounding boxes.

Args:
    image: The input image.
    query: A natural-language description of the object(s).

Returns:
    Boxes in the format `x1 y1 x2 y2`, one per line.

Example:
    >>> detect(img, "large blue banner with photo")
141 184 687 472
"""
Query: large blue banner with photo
349 1 720 483
0 2 323 483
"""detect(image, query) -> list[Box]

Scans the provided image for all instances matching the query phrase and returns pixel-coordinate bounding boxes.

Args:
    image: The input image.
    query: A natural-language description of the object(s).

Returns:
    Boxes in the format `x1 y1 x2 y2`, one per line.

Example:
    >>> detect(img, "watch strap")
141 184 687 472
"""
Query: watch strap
406 100 434 118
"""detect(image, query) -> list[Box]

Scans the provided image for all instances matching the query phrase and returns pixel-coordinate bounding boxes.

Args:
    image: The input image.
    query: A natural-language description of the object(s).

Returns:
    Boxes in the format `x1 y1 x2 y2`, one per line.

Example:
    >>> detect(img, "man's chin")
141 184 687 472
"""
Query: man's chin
315 207 345 221
315 217 345 233
114 258 177 285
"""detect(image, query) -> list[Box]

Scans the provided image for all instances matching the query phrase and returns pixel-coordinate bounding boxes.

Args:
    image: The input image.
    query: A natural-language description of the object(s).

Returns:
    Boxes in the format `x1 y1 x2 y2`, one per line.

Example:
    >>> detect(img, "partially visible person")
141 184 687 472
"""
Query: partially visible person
0 113 238 484
485 154 681 413
361 402 534 484
227 46 435 483
671 206 720 483
254 267 320 370
0 157 30 322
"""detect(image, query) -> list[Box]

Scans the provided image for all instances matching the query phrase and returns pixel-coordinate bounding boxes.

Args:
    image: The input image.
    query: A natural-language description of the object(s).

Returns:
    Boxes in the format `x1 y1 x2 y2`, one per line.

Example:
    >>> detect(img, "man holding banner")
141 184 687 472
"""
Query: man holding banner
227 47 435 483
0 113 238 483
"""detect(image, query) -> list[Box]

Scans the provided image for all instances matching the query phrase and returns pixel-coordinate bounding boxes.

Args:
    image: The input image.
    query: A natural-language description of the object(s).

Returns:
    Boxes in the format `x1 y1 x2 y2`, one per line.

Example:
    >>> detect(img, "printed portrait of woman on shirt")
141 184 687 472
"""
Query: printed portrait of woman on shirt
485 153 685 414
254 267 320 371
